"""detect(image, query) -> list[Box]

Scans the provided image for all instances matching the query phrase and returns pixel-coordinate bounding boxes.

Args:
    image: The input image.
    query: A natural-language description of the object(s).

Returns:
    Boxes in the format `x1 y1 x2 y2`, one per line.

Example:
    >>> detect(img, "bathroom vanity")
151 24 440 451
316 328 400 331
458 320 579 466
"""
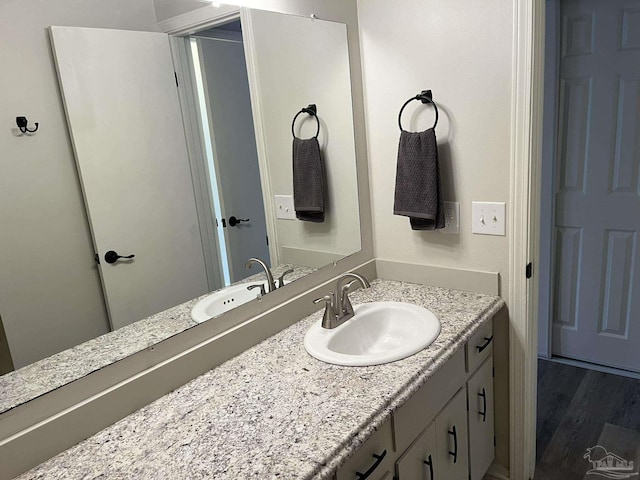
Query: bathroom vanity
14 279 503 480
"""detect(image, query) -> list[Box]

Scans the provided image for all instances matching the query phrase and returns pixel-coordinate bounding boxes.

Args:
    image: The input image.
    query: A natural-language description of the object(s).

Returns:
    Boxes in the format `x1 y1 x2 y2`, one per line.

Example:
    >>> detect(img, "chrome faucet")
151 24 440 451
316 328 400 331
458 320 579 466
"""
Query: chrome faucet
314 272 371 329
245 257 276 293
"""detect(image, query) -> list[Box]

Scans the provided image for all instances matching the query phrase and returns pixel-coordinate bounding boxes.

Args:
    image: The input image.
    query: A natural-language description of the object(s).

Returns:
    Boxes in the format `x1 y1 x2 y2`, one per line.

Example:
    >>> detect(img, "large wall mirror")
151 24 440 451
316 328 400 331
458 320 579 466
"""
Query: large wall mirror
0 0 362 414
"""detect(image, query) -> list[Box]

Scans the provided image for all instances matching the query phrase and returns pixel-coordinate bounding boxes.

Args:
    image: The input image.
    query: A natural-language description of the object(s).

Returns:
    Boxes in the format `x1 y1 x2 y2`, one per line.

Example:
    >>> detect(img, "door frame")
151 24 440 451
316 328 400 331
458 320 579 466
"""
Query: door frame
162 6 280 269
509 0 545 479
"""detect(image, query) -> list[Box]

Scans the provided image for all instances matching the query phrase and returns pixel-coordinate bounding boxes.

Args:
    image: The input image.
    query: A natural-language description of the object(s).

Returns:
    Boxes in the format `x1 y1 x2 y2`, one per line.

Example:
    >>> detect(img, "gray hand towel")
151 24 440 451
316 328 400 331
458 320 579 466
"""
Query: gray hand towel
293 137 325 222
393 128 445 230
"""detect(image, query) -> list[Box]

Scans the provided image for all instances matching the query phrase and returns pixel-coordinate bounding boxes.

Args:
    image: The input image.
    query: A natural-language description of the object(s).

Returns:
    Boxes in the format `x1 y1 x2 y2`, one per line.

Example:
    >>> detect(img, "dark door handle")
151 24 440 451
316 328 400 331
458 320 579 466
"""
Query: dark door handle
476 335 494 353
448 425 458 463
478 387 487 422
423 454 434 479
104 250 135 264
355 449 386 479
228 216 250 227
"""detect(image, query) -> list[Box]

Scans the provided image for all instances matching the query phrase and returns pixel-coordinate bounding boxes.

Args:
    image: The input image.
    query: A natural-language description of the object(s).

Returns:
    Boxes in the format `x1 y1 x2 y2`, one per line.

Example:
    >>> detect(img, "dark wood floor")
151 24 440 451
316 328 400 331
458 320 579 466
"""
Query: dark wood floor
535 359 640 480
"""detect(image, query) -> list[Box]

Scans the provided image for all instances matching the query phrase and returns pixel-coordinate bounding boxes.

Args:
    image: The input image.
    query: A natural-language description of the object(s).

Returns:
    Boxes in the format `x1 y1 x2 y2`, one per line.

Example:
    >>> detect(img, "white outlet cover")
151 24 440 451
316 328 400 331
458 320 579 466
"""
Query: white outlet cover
274 195 296 220
472 201 506 236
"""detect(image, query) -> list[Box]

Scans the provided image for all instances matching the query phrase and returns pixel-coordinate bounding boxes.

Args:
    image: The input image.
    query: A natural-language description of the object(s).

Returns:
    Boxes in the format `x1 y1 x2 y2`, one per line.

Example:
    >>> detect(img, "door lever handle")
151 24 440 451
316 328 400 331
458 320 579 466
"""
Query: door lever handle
228 216 250 227
104 250 135 264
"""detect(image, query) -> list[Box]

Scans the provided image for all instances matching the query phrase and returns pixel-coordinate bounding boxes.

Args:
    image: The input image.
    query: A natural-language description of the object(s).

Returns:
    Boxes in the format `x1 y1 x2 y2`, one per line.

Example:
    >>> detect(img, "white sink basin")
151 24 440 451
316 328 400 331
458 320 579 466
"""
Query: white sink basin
191 280 273 323
304 302 440 366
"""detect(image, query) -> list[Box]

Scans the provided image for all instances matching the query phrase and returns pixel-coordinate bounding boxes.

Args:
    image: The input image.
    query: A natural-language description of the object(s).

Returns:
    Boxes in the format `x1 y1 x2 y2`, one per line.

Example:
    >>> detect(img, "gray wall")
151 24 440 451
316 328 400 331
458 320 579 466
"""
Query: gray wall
0 0 159 368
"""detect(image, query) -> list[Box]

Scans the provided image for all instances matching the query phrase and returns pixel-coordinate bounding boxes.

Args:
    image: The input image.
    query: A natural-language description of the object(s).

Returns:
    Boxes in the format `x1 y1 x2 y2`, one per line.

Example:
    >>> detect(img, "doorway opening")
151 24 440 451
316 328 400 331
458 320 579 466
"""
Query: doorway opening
535 0 640 477
182 19 271 287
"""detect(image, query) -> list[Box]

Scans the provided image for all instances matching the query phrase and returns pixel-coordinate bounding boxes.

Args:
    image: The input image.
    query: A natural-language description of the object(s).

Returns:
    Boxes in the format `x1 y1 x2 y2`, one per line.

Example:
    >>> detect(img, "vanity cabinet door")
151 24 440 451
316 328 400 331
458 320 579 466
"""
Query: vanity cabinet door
335 420 394 480
434 388 469 480
467 357 495 480
395 422 437 480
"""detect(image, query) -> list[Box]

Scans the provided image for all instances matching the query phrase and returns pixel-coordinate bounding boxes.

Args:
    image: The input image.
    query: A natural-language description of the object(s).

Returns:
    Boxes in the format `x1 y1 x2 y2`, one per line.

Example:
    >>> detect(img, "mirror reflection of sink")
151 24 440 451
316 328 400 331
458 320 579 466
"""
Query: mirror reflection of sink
191 281 275 323
304 302 441 366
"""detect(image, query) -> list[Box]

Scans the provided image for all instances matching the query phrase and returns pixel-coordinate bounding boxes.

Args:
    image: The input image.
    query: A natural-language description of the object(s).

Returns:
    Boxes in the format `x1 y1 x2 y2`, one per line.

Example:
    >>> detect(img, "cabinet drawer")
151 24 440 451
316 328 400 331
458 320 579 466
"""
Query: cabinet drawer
395 422 437 480
467 356 495 480
466 318 493 374
336 420 394 480
393 348 465 453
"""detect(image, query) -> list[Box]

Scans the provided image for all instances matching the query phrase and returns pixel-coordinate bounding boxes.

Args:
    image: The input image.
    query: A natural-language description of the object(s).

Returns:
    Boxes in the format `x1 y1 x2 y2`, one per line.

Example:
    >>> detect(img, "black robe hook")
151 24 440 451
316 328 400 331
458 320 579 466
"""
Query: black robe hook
16 116 39 134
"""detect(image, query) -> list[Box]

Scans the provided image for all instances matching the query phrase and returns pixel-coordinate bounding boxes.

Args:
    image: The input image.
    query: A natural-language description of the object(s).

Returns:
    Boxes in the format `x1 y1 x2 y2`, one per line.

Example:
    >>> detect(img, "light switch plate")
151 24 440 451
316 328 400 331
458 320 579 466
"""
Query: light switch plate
274 195 296 220
440 201 460 234
472 201 506 236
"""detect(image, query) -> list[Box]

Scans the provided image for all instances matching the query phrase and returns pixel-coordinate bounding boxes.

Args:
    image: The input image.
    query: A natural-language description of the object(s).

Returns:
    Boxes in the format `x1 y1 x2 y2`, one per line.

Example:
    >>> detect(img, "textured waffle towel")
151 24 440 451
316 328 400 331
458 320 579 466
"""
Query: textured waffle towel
393 128 445 230
293 137 325 222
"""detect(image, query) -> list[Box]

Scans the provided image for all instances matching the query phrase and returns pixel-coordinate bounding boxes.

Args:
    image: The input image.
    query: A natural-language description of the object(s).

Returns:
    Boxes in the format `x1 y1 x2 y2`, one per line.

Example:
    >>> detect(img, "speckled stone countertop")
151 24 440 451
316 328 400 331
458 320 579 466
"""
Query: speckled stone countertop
0 264 313 415
16 279 504 480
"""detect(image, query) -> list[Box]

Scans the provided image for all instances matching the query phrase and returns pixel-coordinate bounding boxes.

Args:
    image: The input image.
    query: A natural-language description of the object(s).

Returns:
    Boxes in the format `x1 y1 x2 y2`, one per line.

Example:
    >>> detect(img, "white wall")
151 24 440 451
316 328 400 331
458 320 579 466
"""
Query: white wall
0 0 159 368
357 0 514 469
244 9 361 265
358 0 513 298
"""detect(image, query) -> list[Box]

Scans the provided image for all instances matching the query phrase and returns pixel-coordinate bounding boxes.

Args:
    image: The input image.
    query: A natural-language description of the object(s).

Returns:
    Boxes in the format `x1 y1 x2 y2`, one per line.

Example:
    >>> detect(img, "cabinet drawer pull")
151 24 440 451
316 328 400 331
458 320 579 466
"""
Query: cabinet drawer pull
423 454 434 479
448 425 458 463
478 387 487 422
476 335 493 353
355 449 387 479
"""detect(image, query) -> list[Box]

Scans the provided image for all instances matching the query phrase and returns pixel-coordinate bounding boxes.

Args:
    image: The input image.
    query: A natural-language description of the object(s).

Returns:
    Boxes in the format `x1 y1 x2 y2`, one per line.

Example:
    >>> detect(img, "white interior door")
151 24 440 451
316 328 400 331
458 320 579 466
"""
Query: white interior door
552 0 640 371
197 35 270 281
50 26 209 330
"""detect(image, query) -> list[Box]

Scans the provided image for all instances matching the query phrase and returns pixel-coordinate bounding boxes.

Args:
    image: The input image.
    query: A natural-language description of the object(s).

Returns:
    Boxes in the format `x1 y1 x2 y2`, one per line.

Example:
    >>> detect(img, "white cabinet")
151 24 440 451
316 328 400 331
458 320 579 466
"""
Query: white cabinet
336 319 495 480
335 420 394 480
435 388 469 480
467 357 495 480
395 422 438 480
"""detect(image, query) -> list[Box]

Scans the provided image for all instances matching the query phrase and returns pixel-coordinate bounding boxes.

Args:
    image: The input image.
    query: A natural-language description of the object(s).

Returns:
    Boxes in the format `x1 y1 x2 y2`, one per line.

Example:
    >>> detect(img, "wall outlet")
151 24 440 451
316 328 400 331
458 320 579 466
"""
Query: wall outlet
471 201 506 236
440 201 460 234
274 195 296 220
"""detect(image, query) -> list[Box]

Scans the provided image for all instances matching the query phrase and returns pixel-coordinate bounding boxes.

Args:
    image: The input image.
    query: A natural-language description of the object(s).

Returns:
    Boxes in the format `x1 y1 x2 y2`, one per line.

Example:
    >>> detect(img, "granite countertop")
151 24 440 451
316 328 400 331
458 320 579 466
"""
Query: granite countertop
16 279 504 480
0 264 313 415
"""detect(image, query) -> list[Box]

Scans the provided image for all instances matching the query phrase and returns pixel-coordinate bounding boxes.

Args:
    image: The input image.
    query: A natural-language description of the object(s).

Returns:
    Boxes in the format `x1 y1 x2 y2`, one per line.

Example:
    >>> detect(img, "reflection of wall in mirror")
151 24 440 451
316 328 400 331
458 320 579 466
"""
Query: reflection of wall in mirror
246 9 361 268
0 0 159 368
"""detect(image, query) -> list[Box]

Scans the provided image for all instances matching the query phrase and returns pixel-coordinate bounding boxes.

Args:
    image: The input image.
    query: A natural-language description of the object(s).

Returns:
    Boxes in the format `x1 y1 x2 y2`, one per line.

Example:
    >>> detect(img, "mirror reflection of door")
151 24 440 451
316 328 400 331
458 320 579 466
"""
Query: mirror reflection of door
50 26 211 331
188 22 271 284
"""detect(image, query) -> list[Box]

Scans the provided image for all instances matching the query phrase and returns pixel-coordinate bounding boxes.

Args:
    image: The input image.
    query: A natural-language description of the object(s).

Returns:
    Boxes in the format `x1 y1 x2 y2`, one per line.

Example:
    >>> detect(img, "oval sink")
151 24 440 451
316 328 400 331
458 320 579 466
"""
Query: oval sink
304 302 440 366
191 281 272 323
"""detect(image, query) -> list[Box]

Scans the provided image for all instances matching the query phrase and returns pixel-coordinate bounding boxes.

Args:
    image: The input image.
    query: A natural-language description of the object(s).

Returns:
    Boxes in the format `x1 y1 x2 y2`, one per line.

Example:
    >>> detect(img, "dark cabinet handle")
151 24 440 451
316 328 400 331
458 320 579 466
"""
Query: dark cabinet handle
478 387 487 422
355 449 386 479
476 335 494 353
448 425 458 463
228 216 250 227
423 454 434 479
104 250 135 264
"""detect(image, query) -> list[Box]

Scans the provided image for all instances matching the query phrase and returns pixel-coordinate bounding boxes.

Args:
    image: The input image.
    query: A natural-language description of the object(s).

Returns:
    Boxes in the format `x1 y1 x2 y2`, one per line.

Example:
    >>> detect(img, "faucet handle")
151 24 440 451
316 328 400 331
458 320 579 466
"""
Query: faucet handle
314 292 337 329
277 269 294 288
247 283 266 297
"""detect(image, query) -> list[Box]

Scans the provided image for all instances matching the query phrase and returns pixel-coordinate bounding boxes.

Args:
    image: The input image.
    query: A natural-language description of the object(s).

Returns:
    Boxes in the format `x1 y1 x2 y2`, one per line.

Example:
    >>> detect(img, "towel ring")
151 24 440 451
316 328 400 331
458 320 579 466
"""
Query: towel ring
291 104 320 139
398 90 439 131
